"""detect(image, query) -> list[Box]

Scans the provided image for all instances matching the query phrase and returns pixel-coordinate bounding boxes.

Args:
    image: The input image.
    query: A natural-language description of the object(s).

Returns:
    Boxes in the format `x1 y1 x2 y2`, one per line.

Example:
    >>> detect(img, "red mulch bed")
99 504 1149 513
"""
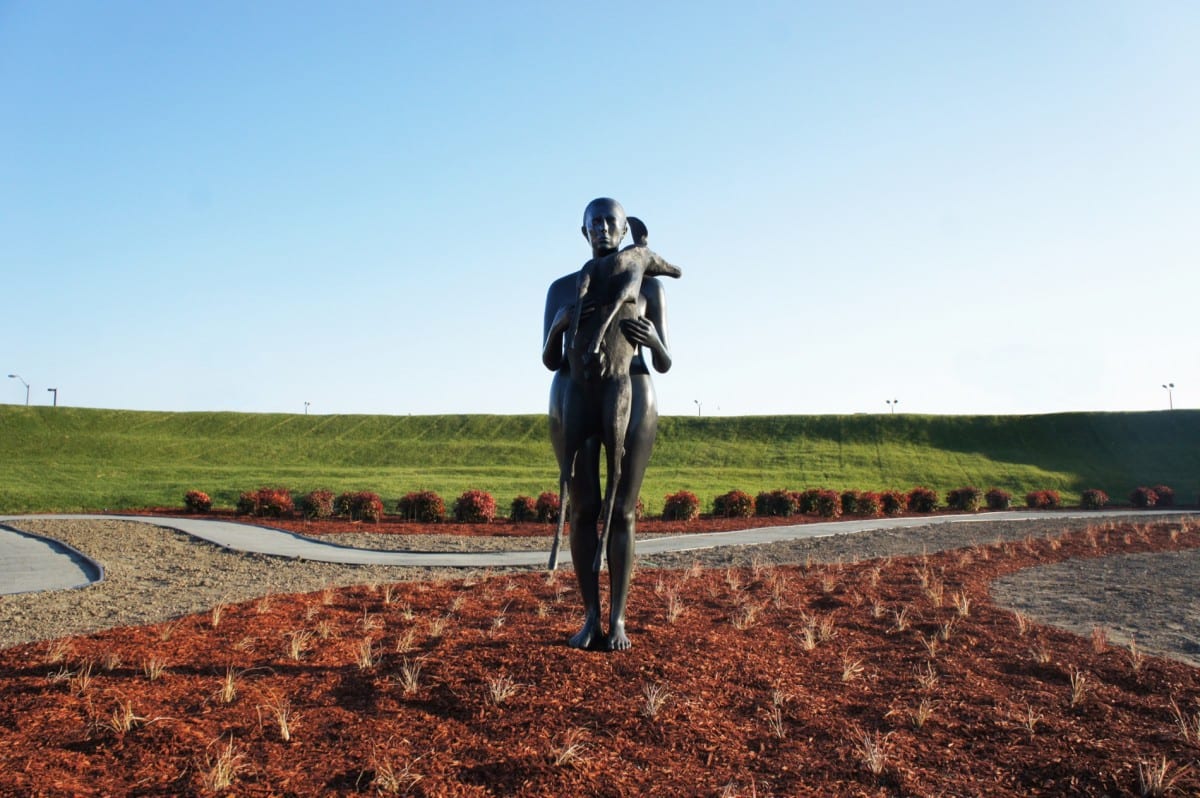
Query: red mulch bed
3 520 1200 795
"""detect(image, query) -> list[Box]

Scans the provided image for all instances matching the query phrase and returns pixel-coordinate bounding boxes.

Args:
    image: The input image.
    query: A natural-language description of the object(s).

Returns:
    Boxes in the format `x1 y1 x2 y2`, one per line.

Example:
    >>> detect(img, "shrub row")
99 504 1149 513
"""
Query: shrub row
187 481 1182 521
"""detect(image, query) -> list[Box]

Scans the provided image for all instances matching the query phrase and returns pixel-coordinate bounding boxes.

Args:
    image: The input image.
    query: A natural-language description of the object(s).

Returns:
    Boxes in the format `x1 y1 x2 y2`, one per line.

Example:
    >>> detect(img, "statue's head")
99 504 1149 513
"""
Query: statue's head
581 197 627 254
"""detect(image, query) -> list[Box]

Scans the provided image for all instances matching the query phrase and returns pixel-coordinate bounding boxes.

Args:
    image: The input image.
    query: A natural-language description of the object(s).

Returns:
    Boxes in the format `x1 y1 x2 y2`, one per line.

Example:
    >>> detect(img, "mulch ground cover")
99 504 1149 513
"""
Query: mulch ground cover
3 519 1200 795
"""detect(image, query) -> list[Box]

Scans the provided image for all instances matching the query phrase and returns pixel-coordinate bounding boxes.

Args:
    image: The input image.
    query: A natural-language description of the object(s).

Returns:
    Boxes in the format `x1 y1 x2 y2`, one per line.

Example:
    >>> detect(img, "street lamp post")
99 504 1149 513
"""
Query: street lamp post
1163 383 1175 410
886 399 899 414
304 401 310 415
7 374 29 405
693 399 701 417
47 388 57 407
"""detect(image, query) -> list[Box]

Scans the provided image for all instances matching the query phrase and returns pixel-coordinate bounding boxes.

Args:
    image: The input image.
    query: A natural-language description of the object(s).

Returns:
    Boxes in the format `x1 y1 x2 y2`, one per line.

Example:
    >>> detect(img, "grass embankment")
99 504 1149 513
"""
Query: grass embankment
1 406 1196 514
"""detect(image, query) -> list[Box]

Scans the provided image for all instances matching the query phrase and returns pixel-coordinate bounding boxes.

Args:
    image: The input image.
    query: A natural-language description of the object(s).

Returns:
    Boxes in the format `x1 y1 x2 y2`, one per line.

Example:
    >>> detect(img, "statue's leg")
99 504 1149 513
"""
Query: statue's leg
605 374 657 652
594 375 632 573
566 435 602 649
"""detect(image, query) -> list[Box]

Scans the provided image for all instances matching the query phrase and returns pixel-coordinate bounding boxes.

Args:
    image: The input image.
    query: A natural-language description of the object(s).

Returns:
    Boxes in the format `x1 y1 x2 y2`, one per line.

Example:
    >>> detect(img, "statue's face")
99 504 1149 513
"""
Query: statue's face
582 200 627 252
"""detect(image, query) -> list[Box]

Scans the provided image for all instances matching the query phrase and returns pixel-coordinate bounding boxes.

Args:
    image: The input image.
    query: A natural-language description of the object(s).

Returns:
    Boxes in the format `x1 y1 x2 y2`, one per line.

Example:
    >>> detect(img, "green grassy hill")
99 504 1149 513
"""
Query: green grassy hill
1 405 1196 513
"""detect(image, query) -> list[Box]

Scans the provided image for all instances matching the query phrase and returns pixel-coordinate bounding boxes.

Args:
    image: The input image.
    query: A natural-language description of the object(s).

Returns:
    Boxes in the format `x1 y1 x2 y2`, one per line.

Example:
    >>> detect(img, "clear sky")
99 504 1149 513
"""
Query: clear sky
2 2 1196 417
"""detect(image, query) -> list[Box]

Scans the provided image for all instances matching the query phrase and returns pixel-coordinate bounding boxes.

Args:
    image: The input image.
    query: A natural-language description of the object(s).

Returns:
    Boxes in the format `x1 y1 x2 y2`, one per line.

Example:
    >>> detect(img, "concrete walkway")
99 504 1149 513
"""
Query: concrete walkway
2 510 1196 596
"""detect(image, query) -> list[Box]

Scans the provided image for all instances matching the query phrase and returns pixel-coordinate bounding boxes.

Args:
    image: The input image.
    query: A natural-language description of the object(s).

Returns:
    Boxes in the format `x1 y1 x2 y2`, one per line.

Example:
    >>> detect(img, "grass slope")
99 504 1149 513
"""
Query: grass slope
1 406 1196 513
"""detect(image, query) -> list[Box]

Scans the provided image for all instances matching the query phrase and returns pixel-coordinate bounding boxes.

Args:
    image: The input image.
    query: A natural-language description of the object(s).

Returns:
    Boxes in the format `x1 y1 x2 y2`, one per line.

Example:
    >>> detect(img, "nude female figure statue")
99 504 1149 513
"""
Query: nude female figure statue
542 197 675 651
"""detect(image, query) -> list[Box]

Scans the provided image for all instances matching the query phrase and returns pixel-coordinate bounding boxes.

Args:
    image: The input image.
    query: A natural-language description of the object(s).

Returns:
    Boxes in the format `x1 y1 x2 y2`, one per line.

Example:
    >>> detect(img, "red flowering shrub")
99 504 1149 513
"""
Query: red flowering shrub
984 488 1012 510
299 489 335 520
797 489 823 515
712 489 755 518
946 487 983 512
756 489 799 517
454 490 497 523
1025 490 1062 509
535 491 560 523
839 490 861 516
880 490 906 516
236 487 294 518
1129 486 1159 508
1151 485 1175 507
662 490 700 521
906 487 939 514
510 495 537 522
854 491 883 517
397 491 445 523
814 489 842 519
336 491 384 522
1080 489 1109 510
183 490 212 514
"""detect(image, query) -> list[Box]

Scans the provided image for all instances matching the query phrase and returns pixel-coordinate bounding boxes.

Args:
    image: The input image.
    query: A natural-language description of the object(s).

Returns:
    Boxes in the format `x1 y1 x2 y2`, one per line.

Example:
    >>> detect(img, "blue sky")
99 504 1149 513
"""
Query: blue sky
2 2 1196 417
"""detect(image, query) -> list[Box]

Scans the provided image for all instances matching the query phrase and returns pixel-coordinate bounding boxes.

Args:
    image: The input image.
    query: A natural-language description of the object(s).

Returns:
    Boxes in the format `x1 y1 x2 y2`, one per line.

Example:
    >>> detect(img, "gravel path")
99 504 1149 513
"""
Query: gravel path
2 515 1196 664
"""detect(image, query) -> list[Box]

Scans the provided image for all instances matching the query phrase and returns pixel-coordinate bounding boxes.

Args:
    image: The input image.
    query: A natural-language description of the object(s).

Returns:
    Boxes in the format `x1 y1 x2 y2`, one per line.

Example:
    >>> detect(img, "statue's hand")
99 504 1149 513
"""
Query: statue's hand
619 316 660 349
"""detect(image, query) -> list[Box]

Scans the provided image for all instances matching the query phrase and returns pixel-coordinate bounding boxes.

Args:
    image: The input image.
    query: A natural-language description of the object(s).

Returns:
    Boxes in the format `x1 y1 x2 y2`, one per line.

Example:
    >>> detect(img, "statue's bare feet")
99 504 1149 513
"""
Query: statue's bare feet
569 616 603 650
606 620 631 651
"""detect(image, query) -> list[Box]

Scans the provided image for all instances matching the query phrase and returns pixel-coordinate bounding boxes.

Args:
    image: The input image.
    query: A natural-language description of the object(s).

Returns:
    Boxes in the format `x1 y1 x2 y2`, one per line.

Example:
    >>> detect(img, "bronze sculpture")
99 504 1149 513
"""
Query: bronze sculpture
542 198 678 650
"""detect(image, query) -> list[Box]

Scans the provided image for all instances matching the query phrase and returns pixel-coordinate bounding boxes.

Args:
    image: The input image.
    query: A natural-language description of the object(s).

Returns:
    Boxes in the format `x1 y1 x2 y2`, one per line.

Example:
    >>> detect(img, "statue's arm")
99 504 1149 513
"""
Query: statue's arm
621 278 672 373
542 282 571 371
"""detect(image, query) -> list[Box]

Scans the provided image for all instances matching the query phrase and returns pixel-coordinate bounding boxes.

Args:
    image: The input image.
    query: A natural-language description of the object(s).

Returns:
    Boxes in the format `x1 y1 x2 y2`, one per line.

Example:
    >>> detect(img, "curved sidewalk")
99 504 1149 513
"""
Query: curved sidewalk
2 510 1195 596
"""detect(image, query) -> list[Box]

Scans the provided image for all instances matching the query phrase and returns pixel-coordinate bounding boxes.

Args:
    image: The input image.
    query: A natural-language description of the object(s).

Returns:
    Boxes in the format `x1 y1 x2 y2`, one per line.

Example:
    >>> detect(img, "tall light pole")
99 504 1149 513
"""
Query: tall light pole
693 399 701 417
7 374 29 405
1163 383 1175 410
304 401 310 415
47 388 57 407
886 399 899 414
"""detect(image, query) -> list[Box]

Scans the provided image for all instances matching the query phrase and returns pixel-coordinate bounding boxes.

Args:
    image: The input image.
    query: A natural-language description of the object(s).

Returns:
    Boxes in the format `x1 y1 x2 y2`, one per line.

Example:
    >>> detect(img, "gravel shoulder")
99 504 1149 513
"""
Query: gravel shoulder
2 515 1196 663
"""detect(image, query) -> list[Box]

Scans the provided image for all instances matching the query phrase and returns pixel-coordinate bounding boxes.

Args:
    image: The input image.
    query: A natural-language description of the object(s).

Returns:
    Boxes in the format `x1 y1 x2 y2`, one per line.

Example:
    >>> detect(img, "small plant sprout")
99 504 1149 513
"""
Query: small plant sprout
1169 698 1200 744
641 682 670 719
818 613 838 642
665 589 685 624
1128 635 1146 674
914 661 939 691
399 602 415 622
487 674 521 706
1069 669 1088 708
103 700 142 735
370 748 424 795
398 658 423 696
1014 611 1032 636
394 629 418 655
871 600 886 619
724 567 742 593
924 578 944 607
765 703 786 739
1138 757 1189 797
552 728 588 767
938 618 957 642
68 660 96 695
258 694 297 742
359 608 383 633
1091 626 1108 654
951 591 971 617
427 615 449 639
255 594 274 614
142 658 167 681
841 655 866 683
158 619 183 642
100 651 122 672
771 575 790 609
920 634 939 659
210 601 227 628
45 639 73 664
356 637 380 670
798 620 819 652
911 698 936 729
316 619 335 640
1030 644 1052 665
890 606 911 633
852 727 891 778
750 554 767 579
448 594 466 613
382 583 398 605
820 570 838 595
287 629 314 661
201 735 245 792
216 667 239 704
1020 705 1044 737
731 602 763 631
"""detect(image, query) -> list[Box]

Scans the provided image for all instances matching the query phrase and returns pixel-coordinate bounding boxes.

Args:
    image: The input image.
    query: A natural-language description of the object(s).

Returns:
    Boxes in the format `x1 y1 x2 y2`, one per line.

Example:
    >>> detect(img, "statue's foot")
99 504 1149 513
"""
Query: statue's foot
569 617 603 650
606 621 632 652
